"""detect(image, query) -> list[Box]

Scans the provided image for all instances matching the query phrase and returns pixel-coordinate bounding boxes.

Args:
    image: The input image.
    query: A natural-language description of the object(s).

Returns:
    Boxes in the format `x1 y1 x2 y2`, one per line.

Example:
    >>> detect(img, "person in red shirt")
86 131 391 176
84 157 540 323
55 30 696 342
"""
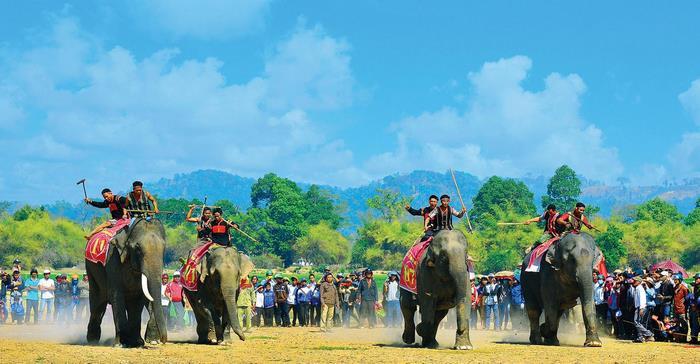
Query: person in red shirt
557 202 596 234
165 272 185 331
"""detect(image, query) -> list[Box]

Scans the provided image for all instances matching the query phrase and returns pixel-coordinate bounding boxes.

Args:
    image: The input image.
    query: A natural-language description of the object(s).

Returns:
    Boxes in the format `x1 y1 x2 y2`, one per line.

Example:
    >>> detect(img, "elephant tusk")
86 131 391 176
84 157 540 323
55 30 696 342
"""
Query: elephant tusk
142 274 154 302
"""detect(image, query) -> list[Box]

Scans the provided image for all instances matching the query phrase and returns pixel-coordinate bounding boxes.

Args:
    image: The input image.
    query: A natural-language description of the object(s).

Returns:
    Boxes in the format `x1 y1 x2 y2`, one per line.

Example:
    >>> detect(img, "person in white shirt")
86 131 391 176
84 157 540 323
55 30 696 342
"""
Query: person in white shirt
253 285 265 327
38 269 56 322
632 277 654 342
160 273 171 329
287 278 298 326
383 272 401 328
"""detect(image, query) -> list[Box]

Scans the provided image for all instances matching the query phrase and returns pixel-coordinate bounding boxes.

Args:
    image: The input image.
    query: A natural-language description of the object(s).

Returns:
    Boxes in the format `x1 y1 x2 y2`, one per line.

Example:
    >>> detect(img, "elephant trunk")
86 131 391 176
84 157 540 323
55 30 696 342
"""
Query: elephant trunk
223 286 245 341
147 277 168 343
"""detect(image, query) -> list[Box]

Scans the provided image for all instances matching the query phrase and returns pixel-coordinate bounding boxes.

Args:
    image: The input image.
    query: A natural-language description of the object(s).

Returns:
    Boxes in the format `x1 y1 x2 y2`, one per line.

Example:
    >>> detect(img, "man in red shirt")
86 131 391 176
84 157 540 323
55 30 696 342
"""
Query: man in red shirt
165 271 185 331
557 202 596 234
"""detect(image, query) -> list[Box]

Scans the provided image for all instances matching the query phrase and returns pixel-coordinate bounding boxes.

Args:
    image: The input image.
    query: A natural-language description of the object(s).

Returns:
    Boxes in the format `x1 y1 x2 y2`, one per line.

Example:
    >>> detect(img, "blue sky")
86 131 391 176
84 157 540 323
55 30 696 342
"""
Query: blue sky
2 1 700 203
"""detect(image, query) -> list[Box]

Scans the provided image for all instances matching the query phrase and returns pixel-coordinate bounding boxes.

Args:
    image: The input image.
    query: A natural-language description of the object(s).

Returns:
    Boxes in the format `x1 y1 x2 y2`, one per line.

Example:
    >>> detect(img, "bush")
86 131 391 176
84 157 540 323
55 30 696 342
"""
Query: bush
251 253 283 269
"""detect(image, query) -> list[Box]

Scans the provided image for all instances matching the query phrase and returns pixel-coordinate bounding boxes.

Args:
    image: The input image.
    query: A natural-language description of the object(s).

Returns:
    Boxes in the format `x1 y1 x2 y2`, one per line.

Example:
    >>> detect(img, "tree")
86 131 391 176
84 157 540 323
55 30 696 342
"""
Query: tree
596 224 627 270
294 222 350 265
156 197 202 227
304 185 342 229
470 176 536 226
541 165 581 211
684 198 700 226
633 198 683 225
366 189 411 222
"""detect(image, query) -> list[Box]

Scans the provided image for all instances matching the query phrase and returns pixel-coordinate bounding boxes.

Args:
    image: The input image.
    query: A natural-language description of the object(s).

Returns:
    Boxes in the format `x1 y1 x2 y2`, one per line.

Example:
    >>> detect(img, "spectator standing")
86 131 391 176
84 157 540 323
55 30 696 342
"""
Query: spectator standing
476 277 488 329
272 274 290 327
657 271 674 320
498 278 511 330
510 277 524 330
263 282 275 327
690 273 700 344
165 272 185 331
183 295 195 327
287 277 298 327
383 272 401 328
70 275 81 323
254 284 265 327
54 274 70 323
672 275 689 342
77 274 90 321
320 273 339 332
10 290 25 324
593 276 607 333
237 276 255 333
295 279 311 327
38 270 55 322
359 269 378 329
469 278 479 329
310 282 322 326
160 273 171 328
0 270 10 322
24 268 40 324
483 274 500 330
632 277 654 342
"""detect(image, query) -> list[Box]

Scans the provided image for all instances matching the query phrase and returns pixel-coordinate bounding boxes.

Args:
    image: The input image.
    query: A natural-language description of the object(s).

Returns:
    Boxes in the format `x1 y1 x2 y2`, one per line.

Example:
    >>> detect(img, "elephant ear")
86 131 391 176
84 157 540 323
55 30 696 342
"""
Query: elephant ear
110 229 129 264
197 253 210 283
238 253 254 279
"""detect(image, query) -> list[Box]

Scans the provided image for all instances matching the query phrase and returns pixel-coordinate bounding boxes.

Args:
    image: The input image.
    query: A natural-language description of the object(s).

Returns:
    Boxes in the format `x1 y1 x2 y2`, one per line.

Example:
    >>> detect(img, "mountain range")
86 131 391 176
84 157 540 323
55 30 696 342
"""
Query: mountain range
11 169 700 230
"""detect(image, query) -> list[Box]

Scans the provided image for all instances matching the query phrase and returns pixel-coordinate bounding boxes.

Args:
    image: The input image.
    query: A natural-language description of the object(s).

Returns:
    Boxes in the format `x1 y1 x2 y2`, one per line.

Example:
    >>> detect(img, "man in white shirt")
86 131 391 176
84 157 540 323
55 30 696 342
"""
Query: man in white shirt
484 274 501 330
632 277 654 343
38 269 56 322
254 285 265 327
383 272 401 328
160 273 171 329
287 278 298 326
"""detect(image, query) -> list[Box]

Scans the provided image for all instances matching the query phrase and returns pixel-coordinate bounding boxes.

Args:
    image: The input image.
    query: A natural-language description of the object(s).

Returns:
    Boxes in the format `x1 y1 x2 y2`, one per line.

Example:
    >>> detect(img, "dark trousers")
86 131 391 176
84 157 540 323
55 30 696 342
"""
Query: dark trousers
360 301 377 327
253 307 262 327
263 307 274 327
298 302 309 326
310 303 321 326
25 299 39 324
274 302 290 326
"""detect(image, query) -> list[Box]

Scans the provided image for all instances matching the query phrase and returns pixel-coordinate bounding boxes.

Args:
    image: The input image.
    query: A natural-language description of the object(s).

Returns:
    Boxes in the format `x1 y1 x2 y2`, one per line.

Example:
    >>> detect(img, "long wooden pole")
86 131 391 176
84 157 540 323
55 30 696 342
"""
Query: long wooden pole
450 169 474 233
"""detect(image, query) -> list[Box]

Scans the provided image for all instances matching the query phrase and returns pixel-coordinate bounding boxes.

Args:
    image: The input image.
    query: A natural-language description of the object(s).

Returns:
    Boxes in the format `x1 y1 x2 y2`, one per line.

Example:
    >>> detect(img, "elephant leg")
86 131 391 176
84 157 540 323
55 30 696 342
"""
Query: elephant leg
212 307 225 342
144 302 160 344
86 284 108 344
109 288 129 347
454 301 473 350
190 299 216 344
526 304 543 345
542 303 562 346
577 271 602 347
400 291 417 345
423 309 448 349
124 299 145 347
417 296 438 349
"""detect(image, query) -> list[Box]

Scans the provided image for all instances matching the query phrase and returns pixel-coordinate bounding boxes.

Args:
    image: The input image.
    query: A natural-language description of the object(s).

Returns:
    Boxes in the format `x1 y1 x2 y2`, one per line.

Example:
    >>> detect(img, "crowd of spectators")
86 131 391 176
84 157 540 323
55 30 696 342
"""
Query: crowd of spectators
2 257 699 346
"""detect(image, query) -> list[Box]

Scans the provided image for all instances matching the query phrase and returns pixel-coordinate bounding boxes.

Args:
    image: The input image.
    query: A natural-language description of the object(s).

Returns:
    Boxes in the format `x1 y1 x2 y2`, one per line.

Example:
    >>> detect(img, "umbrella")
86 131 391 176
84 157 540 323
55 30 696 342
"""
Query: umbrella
494 270 514 280
650 260 689 278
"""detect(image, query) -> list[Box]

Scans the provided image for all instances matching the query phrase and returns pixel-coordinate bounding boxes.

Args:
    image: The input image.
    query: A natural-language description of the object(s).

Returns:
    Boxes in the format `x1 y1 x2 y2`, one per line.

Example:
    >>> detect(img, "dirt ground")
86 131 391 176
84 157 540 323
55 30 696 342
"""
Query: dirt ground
0 323 697 364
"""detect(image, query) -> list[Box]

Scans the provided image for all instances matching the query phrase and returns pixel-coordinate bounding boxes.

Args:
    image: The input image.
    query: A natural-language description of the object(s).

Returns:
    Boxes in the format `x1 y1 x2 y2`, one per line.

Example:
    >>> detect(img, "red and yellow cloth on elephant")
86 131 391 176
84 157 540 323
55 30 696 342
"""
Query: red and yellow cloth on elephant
400 236 433 294
525 236 560 273
85 218 130 265
180 242 215 291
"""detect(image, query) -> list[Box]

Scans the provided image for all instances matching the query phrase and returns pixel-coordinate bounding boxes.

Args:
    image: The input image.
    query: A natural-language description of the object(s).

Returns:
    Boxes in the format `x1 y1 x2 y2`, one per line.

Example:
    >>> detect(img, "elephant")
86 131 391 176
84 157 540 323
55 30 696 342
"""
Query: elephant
520 232 603 347
85 218 168 347
183 246 254 344
400 229 473 350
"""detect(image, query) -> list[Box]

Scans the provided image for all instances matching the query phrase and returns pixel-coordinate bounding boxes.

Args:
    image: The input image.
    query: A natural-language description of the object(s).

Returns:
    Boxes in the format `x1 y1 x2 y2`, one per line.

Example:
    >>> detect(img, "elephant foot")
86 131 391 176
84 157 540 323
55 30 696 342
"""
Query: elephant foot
422 339 440 349
454 345 473 350
402 331 416 345
584 335 602 347
543 336 560 346
416 322 428 338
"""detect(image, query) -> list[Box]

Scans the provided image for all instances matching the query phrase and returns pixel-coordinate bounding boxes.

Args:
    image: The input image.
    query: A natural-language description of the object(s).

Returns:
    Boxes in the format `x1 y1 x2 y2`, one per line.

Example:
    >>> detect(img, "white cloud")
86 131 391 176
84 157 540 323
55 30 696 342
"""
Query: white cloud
679 79 700 126
365 56 623 182
668 132 700 178
0 17 358 203
135 0 270 40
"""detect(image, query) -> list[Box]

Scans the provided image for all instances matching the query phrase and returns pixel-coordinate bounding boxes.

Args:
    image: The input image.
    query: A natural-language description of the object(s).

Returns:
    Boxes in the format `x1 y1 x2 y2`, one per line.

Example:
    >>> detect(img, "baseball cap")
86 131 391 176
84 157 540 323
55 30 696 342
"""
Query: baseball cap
694 273 700 280
274 273 283 279
266 270 273 276
660 271 669 277
43 269 51 274
173 271 181 276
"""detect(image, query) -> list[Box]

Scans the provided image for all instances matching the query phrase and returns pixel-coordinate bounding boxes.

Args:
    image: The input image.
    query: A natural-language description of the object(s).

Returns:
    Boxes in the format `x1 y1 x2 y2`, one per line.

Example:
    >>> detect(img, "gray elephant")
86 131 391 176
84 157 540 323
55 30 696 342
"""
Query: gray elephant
400 230 473 350
520 232 603 347
183 247 254 344
85 218 168 347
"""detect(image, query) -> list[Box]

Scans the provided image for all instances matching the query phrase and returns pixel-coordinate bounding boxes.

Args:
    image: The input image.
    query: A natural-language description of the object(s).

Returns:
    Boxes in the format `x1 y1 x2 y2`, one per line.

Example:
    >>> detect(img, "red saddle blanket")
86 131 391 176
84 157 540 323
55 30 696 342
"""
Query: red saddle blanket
85 218 130 265
524 236 560 273
180 242 215 291
400 237 432 294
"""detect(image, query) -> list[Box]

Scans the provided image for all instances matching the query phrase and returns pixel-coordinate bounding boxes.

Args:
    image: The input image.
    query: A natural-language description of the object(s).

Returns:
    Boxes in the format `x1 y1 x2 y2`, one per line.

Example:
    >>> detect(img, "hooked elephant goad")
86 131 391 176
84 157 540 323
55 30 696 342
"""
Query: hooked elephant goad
521 232 604 347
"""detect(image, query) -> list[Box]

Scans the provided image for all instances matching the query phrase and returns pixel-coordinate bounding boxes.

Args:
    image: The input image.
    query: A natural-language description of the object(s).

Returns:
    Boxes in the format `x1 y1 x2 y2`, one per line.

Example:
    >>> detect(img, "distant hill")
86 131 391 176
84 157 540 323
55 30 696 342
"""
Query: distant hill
18 170 700 231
